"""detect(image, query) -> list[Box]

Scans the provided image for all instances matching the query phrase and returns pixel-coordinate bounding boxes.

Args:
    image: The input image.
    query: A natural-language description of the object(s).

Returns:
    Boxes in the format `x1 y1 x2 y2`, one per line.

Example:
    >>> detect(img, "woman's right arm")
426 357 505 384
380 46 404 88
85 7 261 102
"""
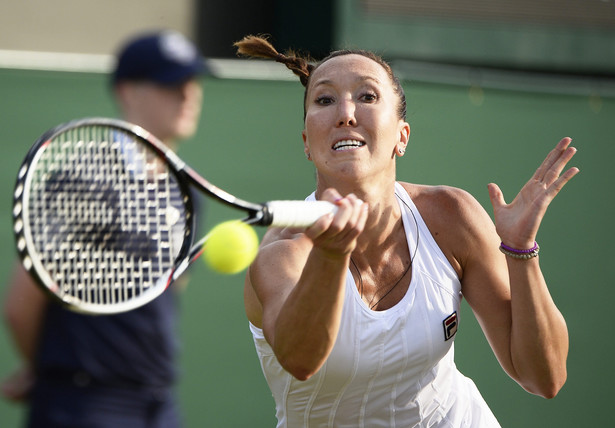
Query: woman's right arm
245 191 368 380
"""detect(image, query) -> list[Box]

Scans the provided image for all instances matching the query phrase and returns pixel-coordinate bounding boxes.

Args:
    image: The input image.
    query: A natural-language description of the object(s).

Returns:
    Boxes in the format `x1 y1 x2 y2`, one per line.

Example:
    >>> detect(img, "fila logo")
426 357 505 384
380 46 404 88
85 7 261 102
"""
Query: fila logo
443 311 458 341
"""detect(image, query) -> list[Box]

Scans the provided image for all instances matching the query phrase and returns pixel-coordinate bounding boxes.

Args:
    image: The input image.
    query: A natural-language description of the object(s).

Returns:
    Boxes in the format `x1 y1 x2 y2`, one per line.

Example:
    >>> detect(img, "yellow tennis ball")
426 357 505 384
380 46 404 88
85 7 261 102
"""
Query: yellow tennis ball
202 220 259 274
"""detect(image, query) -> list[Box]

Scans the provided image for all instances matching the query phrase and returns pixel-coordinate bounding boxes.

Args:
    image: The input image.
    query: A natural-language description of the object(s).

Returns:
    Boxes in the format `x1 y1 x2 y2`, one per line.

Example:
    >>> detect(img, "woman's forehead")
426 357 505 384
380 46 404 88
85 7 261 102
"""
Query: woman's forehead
310 54 389 86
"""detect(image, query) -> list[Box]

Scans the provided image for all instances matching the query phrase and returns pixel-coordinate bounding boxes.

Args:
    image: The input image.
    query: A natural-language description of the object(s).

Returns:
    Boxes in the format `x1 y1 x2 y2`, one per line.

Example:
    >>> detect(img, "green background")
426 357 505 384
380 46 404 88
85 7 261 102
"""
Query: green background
0 67 612 427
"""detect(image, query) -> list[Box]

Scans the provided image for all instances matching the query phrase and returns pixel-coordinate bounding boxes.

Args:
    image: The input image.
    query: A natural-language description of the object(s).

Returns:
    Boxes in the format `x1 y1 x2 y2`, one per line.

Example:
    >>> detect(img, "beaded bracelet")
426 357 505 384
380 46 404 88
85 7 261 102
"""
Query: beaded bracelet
499 241 540 259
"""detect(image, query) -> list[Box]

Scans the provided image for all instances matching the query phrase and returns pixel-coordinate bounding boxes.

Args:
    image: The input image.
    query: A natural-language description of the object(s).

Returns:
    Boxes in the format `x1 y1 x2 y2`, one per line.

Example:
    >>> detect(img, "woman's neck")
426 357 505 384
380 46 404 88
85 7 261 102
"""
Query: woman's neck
323 184 401 250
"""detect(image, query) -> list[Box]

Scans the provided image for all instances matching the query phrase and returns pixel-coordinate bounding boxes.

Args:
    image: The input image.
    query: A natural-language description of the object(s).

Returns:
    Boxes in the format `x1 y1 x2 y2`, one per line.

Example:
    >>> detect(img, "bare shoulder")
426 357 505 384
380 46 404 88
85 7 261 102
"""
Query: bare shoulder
256 226 315 267
400 182 488 224
398 182 498 275
252 226 312 271
259 225 307 248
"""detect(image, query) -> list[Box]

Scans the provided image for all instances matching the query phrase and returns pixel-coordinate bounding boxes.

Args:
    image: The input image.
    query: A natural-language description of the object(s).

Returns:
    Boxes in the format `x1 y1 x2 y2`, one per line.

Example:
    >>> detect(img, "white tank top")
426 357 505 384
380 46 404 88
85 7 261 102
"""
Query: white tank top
249 183 501 427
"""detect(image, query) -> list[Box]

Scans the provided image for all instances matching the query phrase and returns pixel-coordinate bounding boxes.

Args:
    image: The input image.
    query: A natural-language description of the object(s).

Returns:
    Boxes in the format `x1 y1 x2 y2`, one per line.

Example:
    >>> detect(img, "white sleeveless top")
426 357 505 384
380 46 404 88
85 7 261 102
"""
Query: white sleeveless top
249 183 501 427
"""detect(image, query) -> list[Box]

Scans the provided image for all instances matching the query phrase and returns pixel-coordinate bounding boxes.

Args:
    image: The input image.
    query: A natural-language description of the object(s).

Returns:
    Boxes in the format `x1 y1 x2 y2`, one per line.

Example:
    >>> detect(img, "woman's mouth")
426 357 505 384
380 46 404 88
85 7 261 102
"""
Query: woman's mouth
332 140 365 151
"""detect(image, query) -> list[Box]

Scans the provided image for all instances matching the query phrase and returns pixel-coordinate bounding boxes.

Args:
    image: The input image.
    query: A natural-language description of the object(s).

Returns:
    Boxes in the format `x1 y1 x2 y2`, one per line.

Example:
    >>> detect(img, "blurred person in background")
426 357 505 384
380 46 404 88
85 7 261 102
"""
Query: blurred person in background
2 30 208 428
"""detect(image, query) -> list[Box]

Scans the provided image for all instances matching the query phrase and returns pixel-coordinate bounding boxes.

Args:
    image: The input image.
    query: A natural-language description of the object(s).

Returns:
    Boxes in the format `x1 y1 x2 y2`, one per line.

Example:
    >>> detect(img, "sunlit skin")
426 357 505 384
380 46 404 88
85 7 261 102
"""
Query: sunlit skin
302 54 410 200
246 51 578 401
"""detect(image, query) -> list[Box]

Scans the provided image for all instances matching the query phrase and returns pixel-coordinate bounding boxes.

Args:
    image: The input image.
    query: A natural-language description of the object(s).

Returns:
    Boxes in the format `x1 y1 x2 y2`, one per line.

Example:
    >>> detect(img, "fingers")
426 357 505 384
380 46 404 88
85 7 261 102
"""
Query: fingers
531 138 580 203
547 166 580 199
324 191 367 240
487 182 505 210
306 189 368 256
534 137 578 186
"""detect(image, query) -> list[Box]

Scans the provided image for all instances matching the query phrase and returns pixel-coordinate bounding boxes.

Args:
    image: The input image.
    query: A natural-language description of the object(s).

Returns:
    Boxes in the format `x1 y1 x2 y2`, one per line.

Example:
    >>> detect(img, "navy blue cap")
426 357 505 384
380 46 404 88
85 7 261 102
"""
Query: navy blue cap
112 31 209 85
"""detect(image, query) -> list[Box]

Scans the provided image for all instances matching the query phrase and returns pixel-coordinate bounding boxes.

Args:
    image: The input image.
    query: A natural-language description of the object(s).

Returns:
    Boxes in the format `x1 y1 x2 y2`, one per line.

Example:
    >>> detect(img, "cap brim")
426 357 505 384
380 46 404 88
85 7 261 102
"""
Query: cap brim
151 60 211 85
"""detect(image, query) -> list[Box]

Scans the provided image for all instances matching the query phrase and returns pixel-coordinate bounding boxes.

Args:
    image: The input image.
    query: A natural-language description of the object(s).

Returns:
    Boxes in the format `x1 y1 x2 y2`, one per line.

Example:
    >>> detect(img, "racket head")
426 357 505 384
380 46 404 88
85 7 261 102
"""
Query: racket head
13 118 196 314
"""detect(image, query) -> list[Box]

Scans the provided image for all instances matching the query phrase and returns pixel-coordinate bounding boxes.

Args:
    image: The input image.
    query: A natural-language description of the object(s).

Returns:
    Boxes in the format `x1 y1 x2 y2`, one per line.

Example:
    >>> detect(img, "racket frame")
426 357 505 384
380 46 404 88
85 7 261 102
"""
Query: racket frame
13 117 335 314
13 118 198 313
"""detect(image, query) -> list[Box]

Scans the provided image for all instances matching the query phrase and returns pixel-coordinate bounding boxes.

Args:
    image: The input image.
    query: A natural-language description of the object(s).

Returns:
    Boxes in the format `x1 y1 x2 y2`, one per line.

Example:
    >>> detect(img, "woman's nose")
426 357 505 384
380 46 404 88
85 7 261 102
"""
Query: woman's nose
337 100 356 127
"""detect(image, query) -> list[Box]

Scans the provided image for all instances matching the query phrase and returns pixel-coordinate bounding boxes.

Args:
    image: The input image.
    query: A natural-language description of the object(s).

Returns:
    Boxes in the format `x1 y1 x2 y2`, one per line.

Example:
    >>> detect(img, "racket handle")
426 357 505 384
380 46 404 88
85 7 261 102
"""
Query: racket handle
265 201 337 227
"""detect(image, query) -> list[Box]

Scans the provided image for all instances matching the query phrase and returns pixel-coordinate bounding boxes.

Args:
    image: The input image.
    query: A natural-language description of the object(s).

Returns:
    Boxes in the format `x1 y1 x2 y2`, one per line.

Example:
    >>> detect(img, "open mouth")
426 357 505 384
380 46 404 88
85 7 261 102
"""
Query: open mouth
332 140 366 151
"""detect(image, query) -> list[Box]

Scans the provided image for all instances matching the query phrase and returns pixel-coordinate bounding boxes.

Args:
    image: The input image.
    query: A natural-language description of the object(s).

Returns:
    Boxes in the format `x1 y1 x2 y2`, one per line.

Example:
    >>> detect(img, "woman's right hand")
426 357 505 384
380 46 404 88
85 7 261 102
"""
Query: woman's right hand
304 188 369 258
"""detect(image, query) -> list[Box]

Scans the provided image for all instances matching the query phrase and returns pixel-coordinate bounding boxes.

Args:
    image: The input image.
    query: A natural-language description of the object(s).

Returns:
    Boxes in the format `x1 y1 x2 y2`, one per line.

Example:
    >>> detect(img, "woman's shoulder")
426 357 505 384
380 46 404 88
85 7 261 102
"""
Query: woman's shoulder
261 226 310 249
256 226 314 270
398 182 494 275
398 182 480 215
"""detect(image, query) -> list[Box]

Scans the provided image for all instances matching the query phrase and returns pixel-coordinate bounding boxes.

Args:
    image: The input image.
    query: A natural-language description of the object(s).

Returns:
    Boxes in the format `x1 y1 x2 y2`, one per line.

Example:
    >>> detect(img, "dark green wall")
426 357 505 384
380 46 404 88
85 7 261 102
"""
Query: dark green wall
196 0 335 59
0 68 612 427
336 0 615 75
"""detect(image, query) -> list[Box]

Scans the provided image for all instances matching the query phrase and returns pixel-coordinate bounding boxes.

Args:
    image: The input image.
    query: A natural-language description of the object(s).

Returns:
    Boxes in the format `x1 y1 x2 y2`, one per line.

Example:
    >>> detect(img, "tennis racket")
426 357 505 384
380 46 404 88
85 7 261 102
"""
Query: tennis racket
13 117 335 315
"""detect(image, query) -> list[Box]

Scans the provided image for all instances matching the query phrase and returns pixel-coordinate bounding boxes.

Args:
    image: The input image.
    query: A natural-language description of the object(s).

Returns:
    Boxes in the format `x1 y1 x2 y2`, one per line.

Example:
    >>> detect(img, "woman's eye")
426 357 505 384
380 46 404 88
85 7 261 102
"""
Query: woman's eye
361 92 378 102
315 96 334 105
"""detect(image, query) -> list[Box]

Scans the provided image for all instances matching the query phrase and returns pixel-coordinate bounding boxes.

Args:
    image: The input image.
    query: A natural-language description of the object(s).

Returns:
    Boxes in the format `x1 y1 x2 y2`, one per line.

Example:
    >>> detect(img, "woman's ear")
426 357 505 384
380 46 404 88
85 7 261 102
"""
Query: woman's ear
302 129 311 161
396 122 410 156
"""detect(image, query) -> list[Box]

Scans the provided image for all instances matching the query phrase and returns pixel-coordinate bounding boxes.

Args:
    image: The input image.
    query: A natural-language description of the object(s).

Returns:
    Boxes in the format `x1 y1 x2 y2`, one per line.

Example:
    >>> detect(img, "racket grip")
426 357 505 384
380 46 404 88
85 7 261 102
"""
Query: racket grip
265 201 337 227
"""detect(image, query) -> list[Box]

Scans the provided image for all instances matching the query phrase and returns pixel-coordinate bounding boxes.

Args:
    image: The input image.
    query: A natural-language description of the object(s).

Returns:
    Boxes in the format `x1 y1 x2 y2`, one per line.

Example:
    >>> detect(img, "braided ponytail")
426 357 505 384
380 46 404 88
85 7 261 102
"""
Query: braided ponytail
234 35 313 86
234 35 407 121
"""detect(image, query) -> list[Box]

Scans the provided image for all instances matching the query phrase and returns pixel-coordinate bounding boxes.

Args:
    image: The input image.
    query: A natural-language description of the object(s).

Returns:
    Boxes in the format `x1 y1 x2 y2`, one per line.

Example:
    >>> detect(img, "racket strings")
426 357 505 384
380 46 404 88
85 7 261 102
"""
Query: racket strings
26 125 188 308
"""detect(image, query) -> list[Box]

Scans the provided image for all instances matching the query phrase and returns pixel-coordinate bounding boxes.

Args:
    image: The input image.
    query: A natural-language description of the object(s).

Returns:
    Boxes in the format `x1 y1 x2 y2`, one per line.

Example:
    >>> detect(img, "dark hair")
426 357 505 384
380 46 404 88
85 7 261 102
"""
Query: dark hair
234 35 407 121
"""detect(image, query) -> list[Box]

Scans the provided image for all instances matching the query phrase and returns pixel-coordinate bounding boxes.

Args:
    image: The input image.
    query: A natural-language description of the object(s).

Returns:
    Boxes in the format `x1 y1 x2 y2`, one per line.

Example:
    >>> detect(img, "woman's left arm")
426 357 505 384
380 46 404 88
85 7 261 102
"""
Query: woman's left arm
462 137 579 398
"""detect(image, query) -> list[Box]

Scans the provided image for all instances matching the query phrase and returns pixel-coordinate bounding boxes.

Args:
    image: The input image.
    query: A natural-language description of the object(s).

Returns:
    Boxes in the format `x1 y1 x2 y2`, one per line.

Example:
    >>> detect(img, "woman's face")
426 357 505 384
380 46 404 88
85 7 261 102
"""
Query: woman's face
302 54 409 185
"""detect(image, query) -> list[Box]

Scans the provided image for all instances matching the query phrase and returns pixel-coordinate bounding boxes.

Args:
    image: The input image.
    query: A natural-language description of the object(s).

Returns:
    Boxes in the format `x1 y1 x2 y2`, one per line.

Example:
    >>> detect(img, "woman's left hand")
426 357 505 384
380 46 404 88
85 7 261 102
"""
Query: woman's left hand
487 137 579 249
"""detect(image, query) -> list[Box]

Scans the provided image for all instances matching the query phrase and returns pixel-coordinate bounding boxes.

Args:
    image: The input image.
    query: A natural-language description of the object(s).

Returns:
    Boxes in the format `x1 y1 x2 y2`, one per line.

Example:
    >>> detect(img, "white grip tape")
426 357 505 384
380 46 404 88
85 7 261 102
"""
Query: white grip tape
266 201 337 227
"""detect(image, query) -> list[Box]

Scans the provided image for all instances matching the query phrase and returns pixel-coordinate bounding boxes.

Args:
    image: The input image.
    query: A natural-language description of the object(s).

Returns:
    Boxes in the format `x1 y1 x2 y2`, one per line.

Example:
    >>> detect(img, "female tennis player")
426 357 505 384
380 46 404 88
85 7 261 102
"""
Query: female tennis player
236 35 578 427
